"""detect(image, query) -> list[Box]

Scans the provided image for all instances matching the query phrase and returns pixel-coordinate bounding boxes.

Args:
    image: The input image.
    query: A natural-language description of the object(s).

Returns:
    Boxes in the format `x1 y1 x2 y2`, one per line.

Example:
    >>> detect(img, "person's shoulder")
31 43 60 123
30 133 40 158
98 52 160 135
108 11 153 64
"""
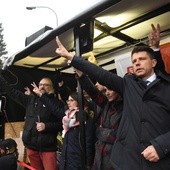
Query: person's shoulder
124 73 136 80
163 74 170 81
157 70 170 82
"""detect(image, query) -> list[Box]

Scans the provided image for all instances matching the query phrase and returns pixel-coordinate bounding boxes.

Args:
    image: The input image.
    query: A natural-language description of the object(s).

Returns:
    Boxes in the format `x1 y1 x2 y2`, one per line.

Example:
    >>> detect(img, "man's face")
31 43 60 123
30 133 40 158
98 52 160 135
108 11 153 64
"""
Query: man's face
132 51 157 80
38 78 53 94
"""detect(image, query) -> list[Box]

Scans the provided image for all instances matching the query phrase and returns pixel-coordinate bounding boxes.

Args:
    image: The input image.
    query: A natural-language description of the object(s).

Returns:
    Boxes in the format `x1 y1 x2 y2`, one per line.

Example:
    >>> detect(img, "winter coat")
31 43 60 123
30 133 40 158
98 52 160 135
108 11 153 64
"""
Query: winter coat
59 111 95 170
70 55 170 170
0 76 65 151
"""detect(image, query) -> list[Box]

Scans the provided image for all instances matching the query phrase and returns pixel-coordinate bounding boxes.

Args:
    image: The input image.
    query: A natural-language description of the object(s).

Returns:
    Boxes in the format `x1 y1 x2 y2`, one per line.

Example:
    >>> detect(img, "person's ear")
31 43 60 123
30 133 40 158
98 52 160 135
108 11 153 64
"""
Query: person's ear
152 58 157 68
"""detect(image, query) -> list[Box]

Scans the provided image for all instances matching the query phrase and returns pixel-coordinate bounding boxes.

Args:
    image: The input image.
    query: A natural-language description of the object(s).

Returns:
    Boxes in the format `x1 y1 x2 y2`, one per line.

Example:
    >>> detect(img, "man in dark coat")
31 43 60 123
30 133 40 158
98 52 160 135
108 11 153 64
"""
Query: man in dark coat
55 29 170 170
0 76 65 170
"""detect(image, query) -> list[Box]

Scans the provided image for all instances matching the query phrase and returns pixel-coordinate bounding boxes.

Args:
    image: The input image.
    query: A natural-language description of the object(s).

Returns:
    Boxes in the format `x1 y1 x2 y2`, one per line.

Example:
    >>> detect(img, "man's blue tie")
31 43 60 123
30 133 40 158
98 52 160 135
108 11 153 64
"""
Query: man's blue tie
145 80 150 86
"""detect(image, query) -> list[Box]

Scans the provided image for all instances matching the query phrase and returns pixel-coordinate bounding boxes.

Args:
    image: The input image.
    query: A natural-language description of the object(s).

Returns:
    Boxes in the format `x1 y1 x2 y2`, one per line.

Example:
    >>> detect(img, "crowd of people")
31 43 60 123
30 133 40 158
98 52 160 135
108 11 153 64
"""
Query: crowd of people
55 23 170 170
0 23 169 170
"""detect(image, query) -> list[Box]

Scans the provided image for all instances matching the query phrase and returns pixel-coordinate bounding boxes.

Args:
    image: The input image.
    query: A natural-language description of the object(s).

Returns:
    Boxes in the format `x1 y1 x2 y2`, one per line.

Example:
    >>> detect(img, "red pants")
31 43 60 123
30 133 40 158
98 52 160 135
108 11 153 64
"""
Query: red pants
26 148 58 170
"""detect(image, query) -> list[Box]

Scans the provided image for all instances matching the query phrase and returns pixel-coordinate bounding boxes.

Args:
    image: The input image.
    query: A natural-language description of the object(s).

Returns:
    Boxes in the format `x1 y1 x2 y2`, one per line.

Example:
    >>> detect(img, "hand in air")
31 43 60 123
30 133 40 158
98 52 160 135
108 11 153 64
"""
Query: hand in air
31 82 42 96
24 87 31 96
55 36 74 60
148 24 160 49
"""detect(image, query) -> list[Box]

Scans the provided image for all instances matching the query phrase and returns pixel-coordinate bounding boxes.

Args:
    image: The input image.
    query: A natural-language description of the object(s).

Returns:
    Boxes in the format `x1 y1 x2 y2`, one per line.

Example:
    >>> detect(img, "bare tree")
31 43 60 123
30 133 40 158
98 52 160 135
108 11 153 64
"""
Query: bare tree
0 23 8 57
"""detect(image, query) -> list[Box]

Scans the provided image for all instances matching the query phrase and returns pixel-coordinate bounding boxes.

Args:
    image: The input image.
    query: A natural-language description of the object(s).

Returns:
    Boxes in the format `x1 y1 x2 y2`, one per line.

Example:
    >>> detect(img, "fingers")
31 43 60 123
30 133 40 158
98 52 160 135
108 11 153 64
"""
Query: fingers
55 36 74 60
151 24 156 31
141 146 160 162
31 82 37 88
142 152 159 162
24 87 29 90
36 122 45 132
31 82 40 95
157 23 161 33
56 36 63 54
148 34 152 40
141 150 151 159
56 36 62 47
24 87 31 95
56 36 59 45
151 23 160 33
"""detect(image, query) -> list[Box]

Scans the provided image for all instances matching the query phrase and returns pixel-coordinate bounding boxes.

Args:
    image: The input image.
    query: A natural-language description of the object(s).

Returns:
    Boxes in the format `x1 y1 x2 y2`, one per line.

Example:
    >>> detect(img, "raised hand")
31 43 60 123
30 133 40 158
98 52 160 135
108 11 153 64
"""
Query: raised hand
148 24 160 49
55 36 74 60
31 82 42 96
24 87 31 96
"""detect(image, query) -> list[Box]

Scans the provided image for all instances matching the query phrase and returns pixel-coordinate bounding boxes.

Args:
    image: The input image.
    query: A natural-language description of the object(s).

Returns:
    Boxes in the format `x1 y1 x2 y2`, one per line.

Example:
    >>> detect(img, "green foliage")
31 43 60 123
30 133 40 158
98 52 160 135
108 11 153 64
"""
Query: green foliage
0 23 8 57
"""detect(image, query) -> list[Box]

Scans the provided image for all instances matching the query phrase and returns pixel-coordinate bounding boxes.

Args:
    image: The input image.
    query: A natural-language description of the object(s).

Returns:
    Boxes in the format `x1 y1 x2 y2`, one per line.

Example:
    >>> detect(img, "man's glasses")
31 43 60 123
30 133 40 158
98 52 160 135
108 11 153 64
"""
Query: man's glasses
39 83 51 87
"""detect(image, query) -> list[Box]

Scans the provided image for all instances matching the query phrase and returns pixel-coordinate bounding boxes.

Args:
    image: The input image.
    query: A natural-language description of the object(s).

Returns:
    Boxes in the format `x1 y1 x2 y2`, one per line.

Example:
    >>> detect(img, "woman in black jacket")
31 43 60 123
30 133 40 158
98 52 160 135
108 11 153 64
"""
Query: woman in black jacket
76 70 123 170
60 91 95 170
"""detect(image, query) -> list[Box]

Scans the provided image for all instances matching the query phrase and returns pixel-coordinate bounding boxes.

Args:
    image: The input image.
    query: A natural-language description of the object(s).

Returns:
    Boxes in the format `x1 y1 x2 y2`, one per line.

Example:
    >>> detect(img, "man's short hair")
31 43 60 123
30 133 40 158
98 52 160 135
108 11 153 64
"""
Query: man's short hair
131 46 155 59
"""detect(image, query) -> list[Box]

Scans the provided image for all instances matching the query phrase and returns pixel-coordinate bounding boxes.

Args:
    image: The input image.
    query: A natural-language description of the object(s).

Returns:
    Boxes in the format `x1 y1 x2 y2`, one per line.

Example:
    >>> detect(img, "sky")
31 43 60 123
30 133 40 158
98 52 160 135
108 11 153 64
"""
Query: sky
0 0 100 57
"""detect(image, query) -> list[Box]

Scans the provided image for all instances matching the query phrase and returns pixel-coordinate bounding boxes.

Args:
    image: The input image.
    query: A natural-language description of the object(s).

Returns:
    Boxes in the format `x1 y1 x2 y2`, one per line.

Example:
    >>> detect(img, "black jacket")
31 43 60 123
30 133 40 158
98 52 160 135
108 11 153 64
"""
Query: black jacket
70 55 170 170
60 113 95 170
0 76 65 151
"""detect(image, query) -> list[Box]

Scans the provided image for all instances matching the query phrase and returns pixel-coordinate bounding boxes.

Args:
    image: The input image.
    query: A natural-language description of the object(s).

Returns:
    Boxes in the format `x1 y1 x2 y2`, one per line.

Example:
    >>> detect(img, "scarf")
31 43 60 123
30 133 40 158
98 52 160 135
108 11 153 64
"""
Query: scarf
62 107 80 138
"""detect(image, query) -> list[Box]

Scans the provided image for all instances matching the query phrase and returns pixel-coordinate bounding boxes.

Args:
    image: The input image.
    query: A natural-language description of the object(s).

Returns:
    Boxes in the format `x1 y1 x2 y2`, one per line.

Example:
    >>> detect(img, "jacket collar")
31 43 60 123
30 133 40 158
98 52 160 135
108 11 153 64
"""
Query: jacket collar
155 70 170 82
132 70 170 83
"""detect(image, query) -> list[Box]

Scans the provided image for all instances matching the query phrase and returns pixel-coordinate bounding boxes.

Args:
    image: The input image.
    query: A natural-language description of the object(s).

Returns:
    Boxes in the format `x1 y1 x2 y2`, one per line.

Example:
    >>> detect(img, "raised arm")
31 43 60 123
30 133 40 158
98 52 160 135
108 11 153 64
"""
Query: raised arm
76 69 106 107
148 24 166 73
55 37 124 96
